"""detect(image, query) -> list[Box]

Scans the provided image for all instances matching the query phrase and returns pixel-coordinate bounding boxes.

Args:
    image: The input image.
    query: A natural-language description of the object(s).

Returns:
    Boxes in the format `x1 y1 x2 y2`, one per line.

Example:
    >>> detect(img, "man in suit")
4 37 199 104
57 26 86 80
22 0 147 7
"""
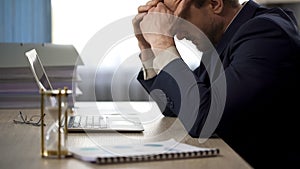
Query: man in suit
133 0 300 168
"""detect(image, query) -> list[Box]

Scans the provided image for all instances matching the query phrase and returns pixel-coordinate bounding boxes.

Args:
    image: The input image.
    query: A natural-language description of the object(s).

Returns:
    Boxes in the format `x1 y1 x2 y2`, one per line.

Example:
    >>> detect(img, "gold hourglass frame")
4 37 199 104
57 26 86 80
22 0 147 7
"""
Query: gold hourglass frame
40 87 70 158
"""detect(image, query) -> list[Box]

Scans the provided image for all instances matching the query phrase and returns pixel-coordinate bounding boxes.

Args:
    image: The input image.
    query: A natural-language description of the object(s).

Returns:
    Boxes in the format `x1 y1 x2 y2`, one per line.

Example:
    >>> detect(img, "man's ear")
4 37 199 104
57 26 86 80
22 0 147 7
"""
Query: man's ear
209 0 224 14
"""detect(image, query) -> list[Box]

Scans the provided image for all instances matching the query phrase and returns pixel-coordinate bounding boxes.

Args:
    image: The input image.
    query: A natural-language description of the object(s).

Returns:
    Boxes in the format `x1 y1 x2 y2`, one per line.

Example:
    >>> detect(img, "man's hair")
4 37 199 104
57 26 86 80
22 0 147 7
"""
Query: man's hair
193 0 239 8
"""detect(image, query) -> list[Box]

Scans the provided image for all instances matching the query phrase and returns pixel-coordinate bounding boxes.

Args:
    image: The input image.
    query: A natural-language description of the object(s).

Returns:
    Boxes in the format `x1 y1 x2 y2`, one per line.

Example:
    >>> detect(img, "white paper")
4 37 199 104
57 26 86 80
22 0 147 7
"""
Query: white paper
69 139 215 162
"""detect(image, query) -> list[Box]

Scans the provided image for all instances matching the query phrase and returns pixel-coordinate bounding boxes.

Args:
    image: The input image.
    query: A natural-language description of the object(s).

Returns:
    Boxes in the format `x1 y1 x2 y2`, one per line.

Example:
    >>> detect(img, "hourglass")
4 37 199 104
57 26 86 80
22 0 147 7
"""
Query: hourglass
40 87 71 158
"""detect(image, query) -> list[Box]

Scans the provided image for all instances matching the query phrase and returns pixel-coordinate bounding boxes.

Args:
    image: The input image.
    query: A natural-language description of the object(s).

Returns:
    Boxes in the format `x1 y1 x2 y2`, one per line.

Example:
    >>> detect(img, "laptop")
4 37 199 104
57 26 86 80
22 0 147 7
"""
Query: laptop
25 48 144 132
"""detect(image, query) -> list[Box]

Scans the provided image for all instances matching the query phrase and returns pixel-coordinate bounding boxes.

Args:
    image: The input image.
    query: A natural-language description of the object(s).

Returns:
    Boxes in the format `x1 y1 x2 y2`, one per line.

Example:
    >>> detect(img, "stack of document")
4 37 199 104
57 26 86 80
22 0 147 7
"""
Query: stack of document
0 43 83 108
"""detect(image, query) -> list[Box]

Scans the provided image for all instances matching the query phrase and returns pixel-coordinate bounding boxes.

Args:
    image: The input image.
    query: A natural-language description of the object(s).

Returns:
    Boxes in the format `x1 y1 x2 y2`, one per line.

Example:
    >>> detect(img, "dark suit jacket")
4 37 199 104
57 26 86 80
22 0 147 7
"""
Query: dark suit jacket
137 0 300 168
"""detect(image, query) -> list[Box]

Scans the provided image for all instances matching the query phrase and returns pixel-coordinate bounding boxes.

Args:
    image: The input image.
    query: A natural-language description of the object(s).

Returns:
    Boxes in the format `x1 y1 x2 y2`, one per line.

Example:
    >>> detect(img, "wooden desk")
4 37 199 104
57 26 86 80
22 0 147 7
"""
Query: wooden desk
0 102 252 169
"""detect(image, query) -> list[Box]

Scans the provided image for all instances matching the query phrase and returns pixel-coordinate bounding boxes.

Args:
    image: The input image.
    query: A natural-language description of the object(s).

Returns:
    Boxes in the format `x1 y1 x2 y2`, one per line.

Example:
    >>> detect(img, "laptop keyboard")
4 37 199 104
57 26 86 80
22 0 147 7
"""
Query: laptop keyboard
68 115 108 129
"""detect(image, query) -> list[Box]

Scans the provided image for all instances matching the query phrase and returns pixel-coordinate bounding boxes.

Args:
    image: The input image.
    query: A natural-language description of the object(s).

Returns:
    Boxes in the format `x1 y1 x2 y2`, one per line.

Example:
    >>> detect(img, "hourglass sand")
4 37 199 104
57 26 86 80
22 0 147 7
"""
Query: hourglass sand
40 88 70 158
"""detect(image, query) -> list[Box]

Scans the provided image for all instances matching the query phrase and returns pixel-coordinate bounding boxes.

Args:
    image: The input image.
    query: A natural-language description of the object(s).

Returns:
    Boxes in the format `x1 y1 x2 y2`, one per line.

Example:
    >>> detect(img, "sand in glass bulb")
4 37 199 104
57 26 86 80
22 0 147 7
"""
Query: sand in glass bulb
44 95 68 157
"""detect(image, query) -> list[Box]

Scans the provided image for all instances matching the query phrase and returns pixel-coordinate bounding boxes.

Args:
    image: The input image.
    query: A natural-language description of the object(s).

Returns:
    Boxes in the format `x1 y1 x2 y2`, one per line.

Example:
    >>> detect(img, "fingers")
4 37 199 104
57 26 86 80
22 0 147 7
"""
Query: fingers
138 5 152 13
134 13 147 23
146 2 173 14
174 0 193 17
138 0 162 13
157 2 172 14
146 0 162 6
164 0 182 11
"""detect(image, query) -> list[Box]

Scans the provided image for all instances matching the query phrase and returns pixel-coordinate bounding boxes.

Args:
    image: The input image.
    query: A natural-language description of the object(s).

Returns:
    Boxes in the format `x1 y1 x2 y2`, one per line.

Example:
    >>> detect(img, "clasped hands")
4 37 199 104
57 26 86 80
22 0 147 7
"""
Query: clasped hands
133 0 182 59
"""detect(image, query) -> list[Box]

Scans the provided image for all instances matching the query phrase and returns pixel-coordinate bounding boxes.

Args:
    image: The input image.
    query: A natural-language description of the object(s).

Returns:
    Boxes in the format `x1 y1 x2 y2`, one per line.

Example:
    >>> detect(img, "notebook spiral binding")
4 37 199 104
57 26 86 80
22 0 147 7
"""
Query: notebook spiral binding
96 148 220 164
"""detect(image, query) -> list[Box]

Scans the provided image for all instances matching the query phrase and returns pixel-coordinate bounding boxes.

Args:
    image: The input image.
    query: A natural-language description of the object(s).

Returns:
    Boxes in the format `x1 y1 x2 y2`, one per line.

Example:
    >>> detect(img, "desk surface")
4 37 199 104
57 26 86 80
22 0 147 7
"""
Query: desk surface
0 102 252 169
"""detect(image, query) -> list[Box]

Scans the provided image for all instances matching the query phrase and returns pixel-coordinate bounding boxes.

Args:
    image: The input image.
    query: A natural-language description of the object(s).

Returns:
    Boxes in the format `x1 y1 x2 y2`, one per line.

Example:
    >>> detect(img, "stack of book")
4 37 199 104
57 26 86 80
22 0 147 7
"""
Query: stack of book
0 43 83 108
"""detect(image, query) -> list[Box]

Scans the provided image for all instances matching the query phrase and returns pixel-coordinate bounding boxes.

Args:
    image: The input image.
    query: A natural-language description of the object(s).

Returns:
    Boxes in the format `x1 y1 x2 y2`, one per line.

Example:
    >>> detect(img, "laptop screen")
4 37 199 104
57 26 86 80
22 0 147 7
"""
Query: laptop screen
25 48 53 91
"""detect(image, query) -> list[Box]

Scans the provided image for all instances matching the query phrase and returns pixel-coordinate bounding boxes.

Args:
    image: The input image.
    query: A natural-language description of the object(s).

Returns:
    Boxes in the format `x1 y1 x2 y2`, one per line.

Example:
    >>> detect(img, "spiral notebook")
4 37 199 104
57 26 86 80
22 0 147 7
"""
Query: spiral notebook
69 139 220 164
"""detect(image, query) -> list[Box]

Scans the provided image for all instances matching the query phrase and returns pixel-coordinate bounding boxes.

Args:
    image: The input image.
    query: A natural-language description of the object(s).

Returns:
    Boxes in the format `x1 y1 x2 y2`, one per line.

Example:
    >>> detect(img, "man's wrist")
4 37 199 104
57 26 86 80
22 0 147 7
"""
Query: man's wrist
139 48 155 62
138 45 180 80
153 46 181 74
151 37 175 56
142 67 157 80
138 41 151 51
140 54 157 80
